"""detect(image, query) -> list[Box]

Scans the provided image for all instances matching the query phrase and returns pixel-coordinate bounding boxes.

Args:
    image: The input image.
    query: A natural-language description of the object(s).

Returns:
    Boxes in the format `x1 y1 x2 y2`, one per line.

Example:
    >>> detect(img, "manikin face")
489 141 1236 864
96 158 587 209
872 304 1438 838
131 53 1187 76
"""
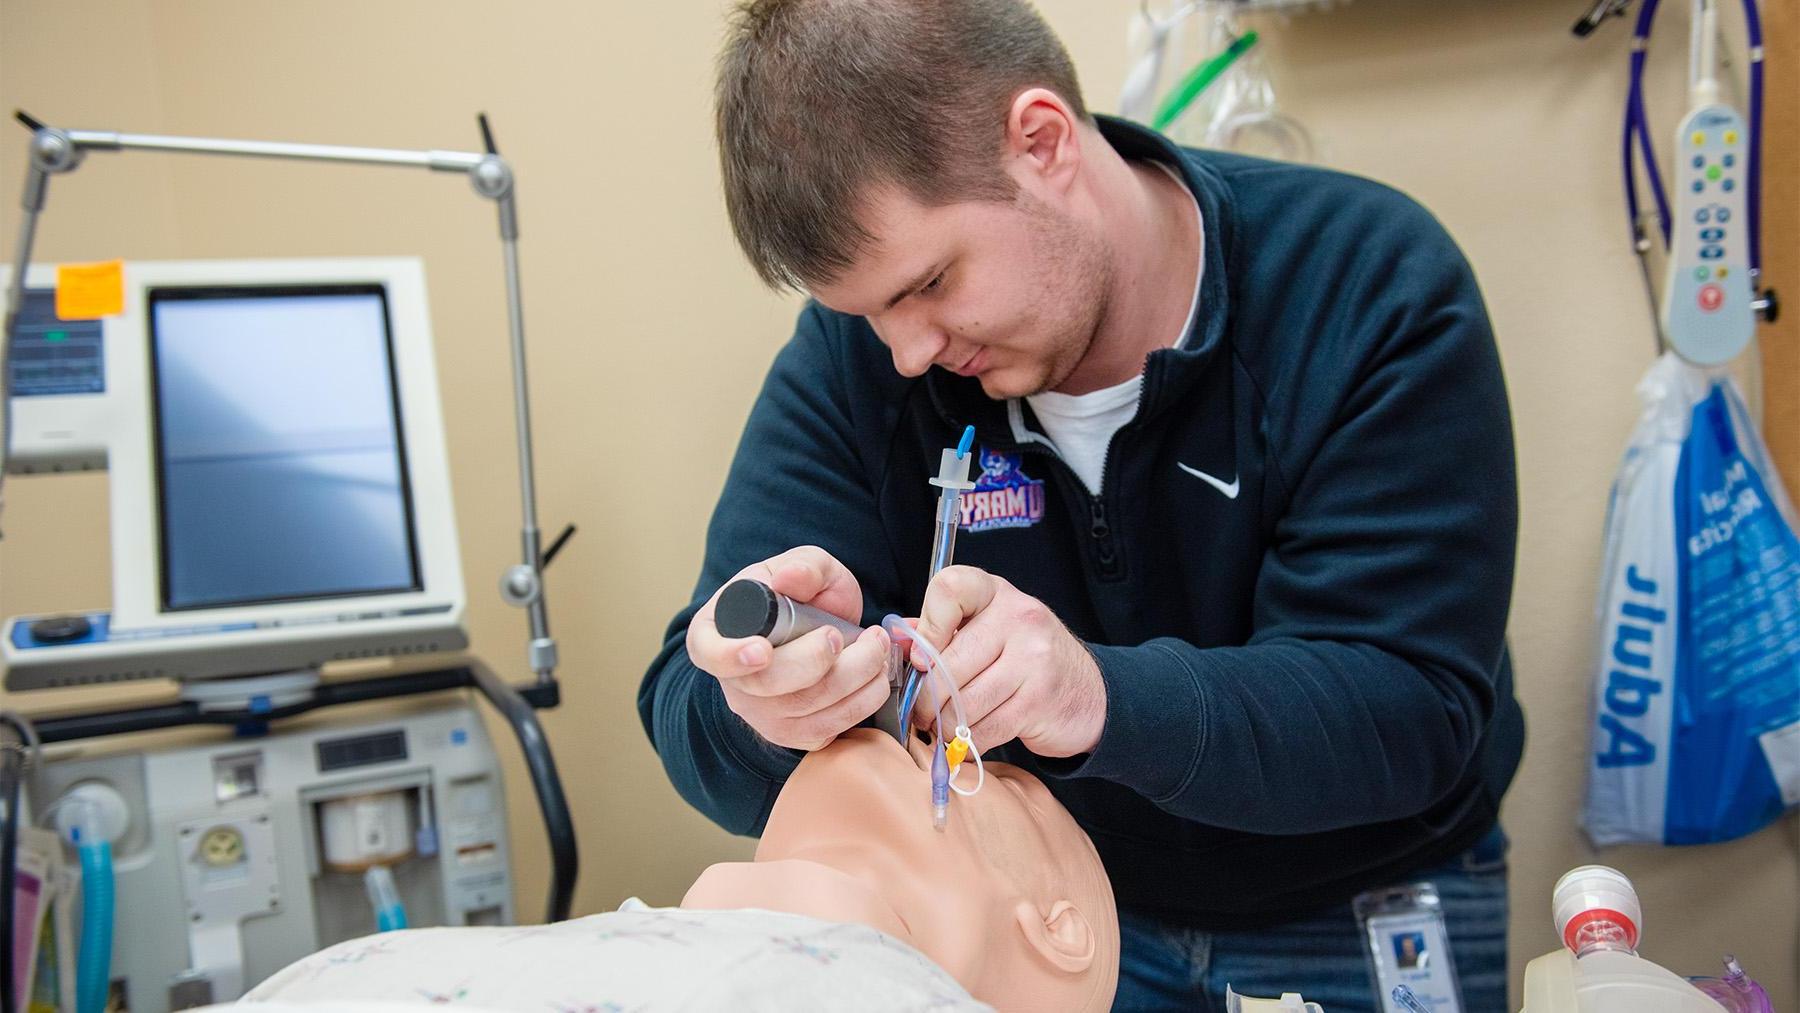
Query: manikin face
736 730 1118 1012
809 185 1114 400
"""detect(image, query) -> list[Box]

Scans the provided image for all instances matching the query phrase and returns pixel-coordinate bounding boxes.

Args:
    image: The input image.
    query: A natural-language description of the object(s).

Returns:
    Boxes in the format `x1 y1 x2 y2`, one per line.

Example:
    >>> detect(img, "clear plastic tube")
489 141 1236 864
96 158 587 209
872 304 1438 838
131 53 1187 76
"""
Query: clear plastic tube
882 615 967 732
898 669 922 727
882 615 985 800
948 735 985 797
910 428 976 744
930 489 961 576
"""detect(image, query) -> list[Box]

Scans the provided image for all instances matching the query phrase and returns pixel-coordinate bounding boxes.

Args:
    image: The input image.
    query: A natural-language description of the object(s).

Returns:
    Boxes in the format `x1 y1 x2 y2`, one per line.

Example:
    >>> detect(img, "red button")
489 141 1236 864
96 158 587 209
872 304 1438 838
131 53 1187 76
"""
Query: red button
1698 284 1724 312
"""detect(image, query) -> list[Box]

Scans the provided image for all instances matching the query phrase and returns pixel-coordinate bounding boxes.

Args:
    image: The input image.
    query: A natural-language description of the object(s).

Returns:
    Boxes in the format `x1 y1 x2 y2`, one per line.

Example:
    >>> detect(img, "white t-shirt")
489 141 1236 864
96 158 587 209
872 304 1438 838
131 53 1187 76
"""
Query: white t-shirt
1025 161 1203 497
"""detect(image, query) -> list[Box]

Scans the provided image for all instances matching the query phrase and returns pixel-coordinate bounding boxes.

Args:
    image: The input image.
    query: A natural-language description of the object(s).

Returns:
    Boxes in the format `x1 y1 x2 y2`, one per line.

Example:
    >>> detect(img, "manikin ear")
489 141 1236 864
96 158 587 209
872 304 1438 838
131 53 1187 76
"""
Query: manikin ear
1013 899 1096 974
1003 88 1083 196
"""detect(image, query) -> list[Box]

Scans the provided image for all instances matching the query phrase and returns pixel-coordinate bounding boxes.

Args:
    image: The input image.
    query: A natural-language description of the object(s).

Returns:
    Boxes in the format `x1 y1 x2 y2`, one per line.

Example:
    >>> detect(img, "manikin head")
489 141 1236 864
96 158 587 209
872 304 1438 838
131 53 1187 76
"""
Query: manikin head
715 0 1123 399
682 730 1119 1012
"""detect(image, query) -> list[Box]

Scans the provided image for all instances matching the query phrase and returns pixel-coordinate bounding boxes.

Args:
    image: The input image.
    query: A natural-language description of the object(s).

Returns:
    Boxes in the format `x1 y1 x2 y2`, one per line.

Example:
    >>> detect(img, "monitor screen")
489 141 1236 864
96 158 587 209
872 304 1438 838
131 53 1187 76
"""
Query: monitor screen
8 289 105 397
149 285 422 611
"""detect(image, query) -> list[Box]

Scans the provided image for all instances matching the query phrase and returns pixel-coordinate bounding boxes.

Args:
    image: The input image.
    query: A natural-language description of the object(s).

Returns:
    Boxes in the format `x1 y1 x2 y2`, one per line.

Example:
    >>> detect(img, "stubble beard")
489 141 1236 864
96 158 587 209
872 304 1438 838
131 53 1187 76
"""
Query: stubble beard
979 192 1116 400
1027 221 1114 398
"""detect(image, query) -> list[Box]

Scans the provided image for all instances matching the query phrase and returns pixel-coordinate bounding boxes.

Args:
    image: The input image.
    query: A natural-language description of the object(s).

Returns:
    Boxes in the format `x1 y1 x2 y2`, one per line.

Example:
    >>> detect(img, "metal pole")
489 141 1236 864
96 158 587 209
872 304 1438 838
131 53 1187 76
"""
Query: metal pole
0 178 47 523
67 130 485 173
0 123 77 536
498 198 557 684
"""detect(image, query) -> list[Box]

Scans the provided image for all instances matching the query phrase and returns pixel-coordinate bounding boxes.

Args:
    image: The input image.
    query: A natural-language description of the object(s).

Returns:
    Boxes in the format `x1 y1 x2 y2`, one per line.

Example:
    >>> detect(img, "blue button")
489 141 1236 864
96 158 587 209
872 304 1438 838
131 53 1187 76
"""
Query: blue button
1700 228 1725 241
1722 178 1735 192
1692 180 1705 192
1723 153 1735 167
1693 155 1706 169
1697 208 1711 223
1701 246 1725 260
1717 208 1731 223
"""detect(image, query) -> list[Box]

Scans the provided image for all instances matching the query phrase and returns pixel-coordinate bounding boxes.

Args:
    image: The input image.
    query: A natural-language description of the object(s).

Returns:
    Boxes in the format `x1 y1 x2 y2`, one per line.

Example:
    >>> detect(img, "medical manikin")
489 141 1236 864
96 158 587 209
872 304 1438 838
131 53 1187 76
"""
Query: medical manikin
229 730 1119 1012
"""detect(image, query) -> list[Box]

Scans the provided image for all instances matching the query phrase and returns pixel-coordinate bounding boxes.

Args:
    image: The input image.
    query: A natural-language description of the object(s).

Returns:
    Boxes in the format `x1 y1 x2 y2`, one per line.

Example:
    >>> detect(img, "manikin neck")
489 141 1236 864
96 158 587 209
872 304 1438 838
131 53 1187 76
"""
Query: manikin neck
682 855 914 944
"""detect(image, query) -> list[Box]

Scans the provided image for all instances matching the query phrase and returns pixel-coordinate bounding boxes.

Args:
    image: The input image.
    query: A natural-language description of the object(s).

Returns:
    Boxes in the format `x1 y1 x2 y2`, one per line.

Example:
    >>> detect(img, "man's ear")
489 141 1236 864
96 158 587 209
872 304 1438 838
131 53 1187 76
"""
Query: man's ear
1013 899 1096 973
1003 87 1082 194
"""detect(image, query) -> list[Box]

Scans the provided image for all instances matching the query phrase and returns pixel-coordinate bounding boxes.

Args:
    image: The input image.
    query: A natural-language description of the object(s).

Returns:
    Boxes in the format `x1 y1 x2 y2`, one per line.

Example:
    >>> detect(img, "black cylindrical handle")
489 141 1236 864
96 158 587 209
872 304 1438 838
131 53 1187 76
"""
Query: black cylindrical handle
714 578 863 646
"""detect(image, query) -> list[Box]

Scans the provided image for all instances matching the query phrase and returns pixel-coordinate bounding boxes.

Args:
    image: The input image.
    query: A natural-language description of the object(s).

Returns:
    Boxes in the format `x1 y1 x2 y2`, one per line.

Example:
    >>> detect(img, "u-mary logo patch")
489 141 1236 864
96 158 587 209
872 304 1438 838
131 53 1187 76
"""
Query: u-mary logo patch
961 447 1047 533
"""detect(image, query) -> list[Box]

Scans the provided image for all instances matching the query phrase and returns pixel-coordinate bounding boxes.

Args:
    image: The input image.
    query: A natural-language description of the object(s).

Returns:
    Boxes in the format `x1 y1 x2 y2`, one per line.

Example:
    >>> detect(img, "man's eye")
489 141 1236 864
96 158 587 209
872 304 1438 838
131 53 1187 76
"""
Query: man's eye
920 272 945 295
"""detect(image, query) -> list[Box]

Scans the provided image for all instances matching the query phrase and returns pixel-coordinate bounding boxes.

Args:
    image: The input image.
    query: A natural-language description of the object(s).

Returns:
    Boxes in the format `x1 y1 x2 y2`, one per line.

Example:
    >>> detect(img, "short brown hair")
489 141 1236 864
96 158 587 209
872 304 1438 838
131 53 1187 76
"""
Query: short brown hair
716 0 1089 290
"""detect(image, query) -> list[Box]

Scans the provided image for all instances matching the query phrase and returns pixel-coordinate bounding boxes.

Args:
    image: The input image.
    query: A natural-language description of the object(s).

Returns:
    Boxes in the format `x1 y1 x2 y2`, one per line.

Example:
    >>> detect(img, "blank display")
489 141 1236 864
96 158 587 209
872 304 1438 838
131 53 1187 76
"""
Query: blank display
150 286 421 611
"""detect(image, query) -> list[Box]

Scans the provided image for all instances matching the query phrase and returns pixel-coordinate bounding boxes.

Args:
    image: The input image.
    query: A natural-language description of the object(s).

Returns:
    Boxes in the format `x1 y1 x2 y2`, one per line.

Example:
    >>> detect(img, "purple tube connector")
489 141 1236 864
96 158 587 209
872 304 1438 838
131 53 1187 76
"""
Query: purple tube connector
930 738 950 831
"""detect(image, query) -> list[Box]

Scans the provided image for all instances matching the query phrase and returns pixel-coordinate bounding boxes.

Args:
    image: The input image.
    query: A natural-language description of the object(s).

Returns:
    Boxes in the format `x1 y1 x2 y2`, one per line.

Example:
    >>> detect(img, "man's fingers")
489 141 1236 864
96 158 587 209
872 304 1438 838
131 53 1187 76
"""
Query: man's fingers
912 652 1017 735
968 688 1030 751
907 617 1005 726
782 626 892 719
689 546 858 680
731 656 893 752
758 546 864 625
733 625 844 698
913 566 1001 663
685 612 775 680
803 667 895 742
933 614 1005 693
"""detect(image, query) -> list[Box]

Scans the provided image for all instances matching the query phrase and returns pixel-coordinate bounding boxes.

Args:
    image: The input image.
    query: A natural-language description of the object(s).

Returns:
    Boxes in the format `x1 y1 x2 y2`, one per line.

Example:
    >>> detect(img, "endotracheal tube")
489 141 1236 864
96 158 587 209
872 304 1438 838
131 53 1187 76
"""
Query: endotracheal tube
882 614 985 831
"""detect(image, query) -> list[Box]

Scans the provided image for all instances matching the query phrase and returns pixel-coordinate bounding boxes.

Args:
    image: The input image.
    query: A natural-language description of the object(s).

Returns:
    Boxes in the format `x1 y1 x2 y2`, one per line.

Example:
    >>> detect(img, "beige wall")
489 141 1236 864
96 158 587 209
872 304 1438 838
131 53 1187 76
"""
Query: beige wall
1 0 1793 1008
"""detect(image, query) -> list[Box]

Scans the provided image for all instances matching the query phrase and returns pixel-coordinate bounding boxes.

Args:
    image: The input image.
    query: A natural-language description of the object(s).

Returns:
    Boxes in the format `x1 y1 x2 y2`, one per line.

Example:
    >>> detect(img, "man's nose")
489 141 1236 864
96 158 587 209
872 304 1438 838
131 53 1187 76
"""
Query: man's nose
889 327 950 378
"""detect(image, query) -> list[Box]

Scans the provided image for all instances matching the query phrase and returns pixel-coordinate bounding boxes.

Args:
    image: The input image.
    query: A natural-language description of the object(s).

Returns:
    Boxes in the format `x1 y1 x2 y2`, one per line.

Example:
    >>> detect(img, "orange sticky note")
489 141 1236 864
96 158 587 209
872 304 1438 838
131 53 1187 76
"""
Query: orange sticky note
55 260 125 320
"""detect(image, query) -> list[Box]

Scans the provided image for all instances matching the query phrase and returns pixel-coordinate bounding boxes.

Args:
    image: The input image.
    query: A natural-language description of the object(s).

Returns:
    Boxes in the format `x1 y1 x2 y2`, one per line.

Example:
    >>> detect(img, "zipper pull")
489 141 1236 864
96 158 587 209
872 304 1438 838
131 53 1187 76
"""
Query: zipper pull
1089 499 1110 541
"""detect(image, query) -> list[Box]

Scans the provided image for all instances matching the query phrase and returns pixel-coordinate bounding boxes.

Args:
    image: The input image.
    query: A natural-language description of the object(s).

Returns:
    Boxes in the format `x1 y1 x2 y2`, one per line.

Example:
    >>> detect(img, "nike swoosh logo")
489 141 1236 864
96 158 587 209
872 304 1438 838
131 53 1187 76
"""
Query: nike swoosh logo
1178 462 1240 499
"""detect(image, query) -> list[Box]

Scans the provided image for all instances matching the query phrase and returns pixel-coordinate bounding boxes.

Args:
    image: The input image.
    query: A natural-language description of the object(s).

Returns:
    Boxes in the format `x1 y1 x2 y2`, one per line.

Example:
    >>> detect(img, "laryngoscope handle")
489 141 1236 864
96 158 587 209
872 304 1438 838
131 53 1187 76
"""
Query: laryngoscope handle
713 578 865 646
712 578 908 744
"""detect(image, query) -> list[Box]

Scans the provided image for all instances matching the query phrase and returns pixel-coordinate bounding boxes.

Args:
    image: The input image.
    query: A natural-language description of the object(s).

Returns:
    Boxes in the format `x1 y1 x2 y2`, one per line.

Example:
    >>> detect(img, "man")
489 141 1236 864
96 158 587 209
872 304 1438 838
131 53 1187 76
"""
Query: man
639 1 1523 1009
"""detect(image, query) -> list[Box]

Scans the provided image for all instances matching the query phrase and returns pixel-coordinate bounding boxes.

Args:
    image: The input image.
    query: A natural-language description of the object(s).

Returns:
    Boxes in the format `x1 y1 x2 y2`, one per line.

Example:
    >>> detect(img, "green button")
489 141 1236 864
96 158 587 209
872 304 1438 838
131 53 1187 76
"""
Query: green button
1707 165 1723 181
1695 267 1710 281
45 330 68 342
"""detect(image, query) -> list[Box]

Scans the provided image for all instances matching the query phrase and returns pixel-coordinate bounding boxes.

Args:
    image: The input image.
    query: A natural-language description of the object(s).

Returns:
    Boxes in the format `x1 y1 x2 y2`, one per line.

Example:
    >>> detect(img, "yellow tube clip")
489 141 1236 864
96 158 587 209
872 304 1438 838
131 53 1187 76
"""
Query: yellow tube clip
945 734 970 773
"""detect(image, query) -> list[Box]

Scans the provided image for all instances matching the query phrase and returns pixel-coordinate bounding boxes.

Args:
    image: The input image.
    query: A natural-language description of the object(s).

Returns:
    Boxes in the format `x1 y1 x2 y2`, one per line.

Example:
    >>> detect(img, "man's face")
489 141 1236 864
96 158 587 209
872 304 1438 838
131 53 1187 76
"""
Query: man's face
809 185 1113 399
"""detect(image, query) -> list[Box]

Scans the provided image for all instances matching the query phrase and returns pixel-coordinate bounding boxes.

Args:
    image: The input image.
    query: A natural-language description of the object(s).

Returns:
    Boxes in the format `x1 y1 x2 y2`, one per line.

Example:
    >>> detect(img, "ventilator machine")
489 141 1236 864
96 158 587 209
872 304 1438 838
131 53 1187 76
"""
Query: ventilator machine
0 113 578 1013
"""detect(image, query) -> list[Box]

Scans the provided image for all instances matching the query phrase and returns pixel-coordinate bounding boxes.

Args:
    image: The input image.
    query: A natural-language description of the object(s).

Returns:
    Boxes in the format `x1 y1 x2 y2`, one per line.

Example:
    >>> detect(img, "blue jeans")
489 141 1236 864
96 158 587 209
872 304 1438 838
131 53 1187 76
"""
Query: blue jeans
1112 827 1509 1013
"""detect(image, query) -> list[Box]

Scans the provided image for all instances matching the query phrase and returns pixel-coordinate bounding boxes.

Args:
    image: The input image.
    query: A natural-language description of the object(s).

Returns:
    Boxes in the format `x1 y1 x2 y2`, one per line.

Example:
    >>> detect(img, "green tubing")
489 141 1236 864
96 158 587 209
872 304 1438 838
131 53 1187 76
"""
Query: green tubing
1151 30 1260 131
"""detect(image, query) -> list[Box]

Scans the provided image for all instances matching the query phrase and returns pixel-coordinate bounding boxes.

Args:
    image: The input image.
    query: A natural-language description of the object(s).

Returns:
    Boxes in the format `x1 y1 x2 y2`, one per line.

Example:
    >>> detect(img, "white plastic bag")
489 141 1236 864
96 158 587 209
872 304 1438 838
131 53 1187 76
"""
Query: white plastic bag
1583 353 1800 845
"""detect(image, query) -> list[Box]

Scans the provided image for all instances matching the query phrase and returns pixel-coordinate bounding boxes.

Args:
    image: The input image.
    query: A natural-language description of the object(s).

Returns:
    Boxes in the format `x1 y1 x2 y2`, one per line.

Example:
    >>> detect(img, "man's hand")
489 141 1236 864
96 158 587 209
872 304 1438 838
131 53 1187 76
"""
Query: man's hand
906 566 1105 758
686 546 893 751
